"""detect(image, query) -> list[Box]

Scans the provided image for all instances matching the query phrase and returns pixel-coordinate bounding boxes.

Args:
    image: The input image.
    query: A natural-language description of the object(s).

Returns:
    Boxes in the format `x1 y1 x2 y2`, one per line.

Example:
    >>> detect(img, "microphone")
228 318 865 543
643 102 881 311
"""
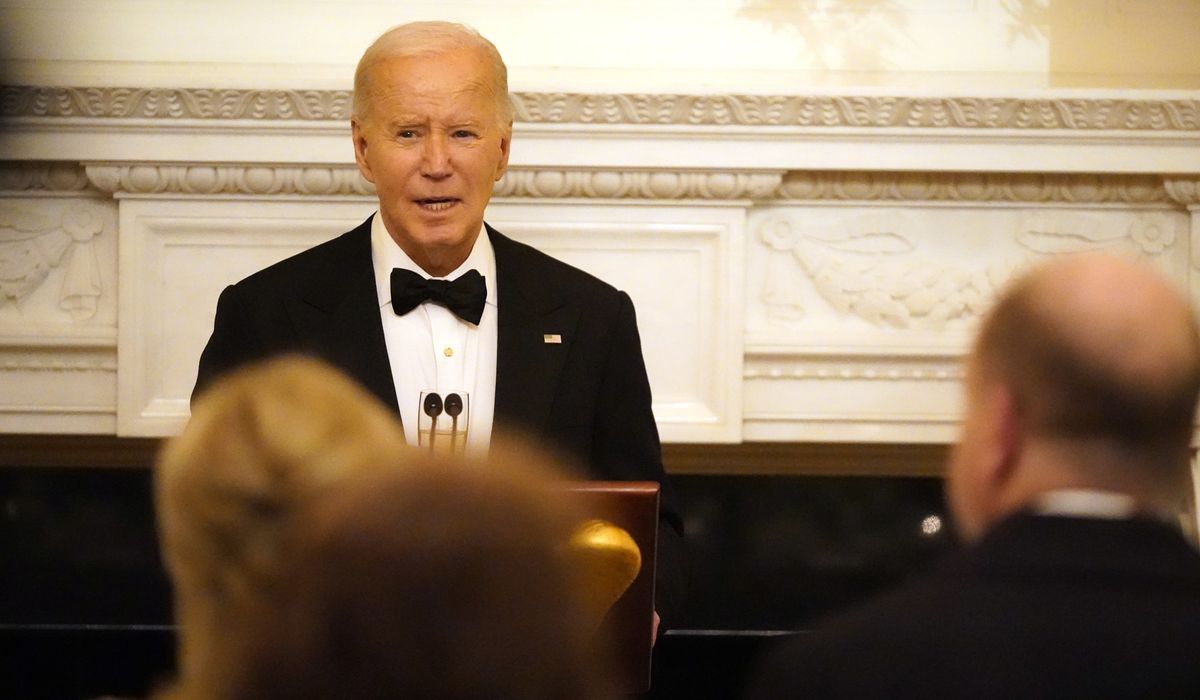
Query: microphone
422 392 443 451
444 393 463 452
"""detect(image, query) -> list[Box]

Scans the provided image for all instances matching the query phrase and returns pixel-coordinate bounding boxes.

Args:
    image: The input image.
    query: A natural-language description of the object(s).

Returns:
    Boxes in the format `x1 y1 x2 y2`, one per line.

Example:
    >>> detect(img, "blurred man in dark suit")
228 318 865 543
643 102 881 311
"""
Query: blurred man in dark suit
193 21 682 624
747 254 1200 699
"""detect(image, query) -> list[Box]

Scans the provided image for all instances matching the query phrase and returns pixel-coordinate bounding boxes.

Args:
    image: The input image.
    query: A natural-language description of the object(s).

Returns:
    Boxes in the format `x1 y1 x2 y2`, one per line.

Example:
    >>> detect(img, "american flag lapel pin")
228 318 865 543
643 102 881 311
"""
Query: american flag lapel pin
543 334 562 344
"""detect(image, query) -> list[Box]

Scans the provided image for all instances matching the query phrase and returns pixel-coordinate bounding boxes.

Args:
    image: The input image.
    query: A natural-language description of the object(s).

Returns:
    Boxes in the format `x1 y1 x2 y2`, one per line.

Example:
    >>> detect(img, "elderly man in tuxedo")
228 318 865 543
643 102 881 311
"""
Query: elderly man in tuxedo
194 21 681 622
747 254 1200 699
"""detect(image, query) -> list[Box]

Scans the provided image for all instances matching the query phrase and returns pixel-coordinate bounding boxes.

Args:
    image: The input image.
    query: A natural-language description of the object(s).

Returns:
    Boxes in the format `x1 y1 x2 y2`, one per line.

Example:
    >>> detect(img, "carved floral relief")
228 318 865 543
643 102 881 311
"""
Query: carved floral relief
0 203 105 320
4 88 1196 131
754 209 1180 331
1017 212 1177 256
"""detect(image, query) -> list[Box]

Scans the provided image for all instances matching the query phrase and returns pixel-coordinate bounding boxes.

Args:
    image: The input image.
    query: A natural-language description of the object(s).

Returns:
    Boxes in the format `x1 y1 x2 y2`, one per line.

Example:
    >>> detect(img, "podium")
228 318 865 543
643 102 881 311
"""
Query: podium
564 481 659 693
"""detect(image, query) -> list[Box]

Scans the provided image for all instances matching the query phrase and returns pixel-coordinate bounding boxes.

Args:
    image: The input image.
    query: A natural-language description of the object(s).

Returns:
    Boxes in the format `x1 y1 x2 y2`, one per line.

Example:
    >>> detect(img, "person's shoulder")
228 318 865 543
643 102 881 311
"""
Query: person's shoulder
230 222 370 294
804 547 976 653
830 575 949 638
744 564 962 700
743 631 826 699
488 226 622 302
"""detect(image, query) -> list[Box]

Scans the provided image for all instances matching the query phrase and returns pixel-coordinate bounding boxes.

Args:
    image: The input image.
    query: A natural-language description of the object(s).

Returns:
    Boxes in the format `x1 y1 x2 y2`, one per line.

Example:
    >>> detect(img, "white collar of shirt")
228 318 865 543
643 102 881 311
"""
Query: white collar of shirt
370 214 496 308
369 213 499 453
1032 489 1154 521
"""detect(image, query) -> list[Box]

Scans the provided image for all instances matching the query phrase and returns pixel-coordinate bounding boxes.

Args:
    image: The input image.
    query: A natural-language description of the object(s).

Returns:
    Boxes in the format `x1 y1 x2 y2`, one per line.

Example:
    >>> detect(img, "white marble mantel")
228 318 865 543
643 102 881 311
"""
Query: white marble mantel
1 86 1198 443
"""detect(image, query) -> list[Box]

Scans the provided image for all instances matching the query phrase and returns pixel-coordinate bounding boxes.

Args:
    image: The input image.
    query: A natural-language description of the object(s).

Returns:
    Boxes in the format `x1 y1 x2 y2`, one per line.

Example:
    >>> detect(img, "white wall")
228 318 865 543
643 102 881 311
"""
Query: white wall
3 0 1198 91
0 0 1198 442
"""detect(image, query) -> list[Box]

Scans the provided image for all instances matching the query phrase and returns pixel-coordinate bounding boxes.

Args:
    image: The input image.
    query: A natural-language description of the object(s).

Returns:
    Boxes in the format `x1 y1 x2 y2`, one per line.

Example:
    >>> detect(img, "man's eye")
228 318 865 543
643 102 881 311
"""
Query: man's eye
397 130 417 139
453 130 476 138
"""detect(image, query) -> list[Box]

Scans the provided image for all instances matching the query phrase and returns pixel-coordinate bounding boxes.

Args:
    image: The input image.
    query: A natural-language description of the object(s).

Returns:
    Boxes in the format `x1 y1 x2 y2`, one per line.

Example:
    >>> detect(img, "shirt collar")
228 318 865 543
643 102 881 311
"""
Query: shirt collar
371 213 497 309
1031 488 1175 522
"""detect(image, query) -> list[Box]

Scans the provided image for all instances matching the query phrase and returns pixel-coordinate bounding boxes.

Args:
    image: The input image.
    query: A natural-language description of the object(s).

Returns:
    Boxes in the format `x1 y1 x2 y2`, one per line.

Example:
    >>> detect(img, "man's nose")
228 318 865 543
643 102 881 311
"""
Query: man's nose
420 136 451 178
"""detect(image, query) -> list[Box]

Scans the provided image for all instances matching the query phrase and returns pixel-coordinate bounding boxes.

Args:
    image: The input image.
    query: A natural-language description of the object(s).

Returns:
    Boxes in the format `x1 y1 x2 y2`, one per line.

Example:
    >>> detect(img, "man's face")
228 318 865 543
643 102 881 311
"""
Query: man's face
352 47 511 276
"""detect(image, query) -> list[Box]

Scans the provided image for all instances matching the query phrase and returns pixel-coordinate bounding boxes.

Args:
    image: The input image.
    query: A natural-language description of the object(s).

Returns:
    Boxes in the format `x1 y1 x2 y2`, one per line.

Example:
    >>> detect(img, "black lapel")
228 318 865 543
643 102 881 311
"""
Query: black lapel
490 225 580 435
284 218 401 416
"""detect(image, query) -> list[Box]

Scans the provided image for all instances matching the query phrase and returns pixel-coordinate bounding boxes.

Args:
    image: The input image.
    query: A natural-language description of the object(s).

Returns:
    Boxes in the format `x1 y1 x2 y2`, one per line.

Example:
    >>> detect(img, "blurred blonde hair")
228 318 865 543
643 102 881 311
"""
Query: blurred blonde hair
155 356 409 699
222 434 616 700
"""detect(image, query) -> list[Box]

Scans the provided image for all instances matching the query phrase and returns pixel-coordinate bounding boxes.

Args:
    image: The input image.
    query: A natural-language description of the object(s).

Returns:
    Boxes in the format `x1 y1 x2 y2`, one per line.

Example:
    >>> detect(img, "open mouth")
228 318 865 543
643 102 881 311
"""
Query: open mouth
414 198 460 212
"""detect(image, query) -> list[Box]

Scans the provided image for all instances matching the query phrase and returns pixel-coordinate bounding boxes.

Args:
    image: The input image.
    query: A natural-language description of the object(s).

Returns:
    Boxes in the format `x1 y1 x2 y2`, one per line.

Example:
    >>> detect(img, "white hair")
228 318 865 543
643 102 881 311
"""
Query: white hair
352 21 512 128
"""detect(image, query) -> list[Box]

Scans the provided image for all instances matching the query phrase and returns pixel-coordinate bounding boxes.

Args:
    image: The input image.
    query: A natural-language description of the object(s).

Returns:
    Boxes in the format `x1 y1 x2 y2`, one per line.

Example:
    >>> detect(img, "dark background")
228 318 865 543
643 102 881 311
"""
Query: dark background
1 437 956 699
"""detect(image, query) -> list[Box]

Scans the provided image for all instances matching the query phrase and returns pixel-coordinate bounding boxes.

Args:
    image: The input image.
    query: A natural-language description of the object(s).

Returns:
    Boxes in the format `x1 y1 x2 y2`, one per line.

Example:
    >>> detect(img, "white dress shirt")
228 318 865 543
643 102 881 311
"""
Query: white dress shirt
371 213 497 453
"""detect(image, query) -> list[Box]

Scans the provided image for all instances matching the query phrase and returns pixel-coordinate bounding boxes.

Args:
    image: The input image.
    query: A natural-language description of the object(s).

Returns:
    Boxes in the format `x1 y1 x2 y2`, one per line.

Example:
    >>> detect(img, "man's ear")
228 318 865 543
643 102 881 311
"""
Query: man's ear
981 384 1022 492
351 118 376 184
494 123 512 181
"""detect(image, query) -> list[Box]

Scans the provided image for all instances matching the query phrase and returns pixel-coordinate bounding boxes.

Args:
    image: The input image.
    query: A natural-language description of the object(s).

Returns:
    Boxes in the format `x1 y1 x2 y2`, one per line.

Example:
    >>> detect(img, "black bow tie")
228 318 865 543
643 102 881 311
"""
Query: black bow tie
390 268 487 325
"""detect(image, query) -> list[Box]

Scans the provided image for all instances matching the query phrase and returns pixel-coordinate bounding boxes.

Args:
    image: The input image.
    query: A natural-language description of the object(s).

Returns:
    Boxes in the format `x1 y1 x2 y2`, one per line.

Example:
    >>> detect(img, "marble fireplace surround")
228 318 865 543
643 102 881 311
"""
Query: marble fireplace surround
1 87 1198 453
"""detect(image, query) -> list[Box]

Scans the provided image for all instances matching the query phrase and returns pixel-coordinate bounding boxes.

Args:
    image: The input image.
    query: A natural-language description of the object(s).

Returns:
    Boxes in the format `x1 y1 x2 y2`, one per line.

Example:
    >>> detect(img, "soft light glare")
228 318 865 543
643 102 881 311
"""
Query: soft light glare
921 514 943 537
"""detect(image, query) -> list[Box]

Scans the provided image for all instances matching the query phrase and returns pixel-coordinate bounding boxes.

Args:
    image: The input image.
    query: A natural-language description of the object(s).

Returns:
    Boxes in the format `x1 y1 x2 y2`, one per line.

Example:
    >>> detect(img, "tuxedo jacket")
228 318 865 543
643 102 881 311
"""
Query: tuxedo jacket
745 511 1200 700
194 217 684 615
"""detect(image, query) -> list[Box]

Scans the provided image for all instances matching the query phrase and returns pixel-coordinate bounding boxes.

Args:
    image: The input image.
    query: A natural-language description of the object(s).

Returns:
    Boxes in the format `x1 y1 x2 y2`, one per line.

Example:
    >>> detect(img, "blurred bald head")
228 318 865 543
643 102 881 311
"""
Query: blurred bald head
950 254 1200 539
976 254 1200 451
